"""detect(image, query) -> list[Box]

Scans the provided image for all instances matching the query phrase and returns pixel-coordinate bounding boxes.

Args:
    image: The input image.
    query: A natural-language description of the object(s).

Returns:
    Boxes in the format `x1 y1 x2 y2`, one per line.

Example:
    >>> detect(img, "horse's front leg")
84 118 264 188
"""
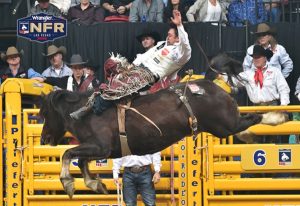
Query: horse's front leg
78 158 108 194
60 149 75 198
60 144 110 197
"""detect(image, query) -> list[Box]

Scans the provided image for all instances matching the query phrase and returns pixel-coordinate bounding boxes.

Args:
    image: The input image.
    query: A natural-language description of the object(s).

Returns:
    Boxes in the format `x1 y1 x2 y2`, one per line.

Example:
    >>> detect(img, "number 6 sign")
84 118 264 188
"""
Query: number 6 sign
253 150 266 166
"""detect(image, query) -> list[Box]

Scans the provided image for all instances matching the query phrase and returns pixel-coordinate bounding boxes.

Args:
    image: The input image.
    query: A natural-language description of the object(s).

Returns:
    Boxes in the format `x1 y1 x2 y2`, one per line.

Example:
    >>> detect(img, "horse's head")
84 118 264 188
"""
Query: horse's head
205 53 244 86
39 91 68 146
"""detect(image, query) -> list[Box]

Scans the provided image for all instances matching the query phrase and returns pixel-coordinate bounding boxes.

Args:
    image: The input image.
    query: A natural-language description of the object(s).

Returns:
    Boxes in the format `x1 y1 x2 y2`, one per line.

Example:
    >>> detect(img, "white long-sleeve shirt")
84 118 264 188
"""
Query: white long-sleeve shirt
133 25 191 79
236 64 290 105
112 152 161 179
243 44 293 78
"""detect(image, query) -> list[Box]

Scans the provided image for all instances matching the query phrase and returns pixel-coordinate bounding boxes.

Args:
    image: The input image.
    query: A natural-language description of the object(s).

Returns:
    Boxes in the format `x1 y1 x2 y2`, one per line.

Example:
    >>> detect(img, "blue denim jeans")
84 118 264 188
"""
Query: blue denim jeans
122 166 156 206
267 7 281 23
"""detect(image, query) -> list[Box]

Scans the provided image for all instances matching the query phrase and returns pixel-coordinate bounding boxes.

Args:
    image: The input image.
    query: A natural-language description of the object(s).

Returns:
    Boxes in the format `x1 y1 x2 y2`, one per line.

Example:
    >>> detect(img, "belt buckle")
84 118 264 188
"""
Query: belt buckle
131 166 143 173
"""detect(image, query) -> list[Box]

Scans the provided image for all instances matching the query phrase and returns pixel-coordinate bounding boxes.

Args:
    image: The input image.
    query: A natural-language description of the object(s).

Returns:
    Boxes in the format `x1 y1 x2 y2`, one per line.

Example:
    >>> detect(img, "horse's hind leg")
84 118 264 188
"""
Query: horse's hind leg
233 114 263 143
234 113 262 133
78 158 108 194
234 113 288 143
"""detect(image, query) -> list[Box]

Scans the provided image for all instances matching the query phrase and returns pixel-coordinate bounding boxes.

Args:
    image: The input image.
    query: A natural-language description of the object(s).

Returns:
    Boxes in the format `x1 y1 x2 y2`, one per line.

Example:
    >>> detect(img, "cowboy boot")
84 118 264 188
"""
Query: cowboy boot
70 104 93 120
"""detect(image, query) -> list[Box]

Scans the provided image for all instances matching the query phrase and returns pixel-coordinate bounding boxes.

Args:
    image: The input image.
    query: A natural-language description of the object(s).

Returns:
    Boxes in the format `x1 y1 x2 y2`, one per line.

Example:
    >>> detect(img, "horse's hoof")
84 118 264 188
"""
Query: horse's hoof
86 180 108 194
66 187 75 199
60 177 75 198
98 182 108 194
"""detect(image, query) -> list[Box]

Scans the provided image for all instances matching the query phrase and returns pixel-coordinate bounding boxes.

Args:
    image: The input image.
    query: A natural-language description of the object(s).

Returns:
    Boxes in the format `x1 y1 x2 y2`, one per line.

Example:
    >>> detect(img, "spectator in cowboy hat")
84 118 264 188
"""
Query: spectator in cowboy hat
136 29 161 51
0 46 44 84
243 23 293 78
234 45 290 144
66 54 87 91
82 62 100 91
29 0 62 16
45 54 89 91
42 45 72 78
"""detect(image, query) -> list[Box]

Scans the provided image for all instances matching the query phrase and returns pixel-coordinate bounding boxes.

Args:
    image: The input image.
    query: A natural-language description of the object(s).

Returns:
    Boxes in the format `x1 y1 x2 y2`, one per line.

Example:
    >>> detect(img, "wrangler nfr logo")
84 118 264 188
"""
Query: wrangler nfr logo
17 13 67 43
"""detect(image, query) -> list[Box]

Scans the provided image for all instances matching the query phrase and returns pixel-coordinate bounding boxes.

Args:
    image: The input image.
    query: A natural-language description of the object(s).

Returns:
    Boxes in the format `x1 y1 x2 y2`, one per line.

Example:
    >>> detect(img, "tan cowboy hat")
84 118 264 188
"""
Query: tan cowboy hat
254 23 276 36
0 46 24 61
67 54 87 66
42 45 66 57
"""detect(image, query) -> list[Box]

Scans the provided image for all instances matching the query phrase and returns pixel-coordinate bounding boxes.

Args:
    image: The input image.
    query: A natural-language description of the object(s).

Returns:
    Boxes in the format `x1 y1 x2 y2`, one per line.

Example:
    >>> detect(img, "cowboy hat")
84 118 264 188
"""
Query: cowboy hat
67 54 87 66
250 45 273 60
0 46 24 61
136 29 161 45
254 23 276 36
42 45 66 57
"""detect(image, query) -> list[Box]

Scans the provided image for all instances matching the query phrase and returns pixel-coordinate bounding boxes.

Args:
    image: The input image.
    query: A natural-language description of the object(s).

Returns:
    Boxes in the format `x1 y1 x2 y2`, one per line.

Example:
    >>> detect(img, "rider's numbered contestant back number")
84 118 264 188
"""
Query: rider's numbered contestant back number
241 145 300 170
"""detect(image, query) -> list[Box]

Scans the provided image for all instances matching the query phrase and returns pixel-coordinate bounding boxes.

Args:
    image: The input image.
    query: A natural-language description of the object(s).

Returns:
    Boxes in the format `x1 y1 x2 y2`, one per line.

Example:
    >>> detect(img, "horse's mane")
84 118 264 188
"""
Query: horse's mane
205 53 247 86
41 90 94 116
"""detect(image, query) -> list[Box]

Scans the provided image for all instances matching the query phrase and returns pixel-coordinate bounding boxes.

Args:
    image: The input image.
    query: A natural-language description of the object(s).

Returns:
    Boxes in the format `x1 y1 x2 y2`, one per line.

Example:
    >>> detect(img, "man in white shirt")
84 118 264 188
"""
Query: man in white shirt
231 44 290 144
70 10 191 119
42 45 72 78
103 9 191 100
113 153 161 206
132 10 191 84
237 45 290 106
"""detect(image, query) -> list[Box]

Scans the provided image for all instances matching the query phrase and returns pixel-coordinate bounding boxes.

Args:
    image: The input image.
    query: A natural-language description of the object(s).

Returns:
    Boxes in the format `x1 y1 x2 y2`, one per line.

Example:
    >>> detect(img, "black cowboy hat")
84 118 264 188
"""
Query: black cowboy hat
136 29 161 45
253 23 276 36
67 54 87 66
250 45 273 60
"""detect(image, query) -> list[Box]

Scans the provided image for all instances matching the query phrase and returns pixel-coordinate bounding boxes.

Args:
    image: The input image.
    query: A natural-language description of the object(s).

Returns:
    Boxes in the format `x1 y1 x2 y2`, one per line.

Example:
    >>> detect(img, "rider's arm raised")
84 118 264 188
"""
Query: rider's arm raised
171 10 192 64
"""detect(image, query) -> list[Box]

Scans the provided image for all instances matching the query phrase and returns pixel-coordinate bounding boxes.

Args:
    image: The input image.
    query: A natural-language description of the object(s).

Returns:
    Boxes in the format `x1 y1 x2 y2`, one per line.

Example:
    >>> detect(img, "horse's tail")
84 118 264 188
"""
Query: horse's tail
235 112 288 143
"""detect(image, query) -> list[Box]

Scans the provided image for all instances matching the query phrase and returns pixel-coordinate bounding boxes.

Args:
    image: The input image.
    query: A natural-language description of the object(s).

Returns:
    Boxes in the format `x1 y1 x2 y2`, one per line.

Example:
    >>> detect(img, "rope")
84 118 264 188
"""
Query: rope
85 91 100 107
183 69 193 96
170 145 176 206
118 104 163 136
116 182 123 206
15 145 29 180
195 40 226 76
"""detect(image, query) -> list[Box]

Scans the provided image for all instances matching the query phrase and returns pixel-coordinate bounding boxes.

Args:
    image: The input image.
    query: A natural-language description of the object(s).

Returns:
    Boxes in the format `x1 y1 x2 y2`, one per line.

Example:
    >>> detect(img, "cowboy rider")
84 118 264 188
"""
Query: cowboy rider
70 9 191 120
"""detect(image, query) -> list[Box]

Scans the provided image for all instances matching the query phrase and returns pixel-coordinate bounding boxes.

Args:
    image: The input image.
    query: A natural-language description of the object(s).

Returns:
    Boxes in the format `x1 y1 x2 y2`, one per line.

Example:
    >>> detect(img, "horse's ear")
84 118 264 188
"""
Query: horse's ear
52 90 81 104
65 92 81 103
225 60 243 75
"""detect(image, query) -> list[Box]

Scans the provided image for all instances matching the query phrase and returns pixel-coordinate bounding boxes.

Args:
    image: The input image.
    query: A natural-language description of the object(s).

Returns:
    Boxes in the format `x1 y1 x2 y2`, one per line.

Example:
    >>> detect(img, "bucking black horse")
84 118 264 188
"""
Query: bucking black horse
39 53 286 198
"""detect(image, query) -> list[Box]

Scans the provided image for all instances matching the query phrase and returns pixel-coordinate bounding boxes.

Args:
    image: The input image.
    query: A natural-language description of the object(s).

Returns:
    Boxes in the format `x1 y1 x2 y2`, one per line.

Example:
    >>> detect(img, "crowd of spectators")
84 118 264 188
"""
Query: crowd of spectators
28 0 288 25
0 44 100 94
